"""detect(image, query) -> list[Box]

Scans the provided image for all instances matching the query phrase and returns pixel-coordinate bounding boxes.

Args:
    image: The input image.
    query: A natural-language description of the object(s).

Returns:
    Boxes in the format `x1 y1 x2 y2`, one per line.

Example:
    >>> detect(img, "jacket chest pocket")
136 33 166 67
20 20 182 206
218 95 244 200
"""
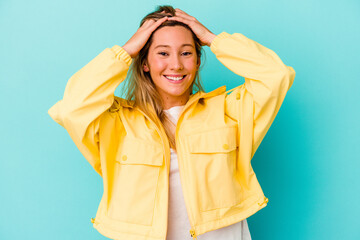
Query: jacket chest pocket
186 125 242 211
108 138 163 226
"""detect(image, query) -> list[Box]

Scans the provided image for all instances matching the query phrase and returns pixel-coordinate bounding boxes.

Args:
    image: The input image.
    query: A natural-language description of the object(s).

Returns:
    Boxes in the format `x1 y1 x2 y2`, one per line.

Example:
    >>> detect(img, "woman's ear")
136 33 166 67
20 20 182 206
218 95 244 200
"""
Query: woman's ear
143 62 149 72
197 58 201 69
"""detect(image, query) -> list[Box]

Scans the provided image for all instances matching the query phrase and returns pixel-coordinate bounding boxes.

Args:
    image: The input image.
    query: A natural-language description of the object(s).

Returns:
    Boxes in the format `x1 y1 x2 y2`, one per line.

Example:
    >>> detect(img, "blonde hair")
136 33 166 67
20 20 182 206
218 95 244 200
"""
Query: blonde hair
120 5 205 151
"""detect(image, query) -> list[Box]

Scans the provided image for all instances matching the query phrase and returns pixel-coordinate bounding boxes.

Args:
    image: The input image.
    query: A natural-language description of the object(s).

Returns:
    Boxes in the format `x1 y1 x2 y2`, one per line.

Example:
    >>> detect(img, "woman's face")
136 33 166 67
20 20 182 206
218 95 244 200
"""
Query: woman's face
144 25 200 109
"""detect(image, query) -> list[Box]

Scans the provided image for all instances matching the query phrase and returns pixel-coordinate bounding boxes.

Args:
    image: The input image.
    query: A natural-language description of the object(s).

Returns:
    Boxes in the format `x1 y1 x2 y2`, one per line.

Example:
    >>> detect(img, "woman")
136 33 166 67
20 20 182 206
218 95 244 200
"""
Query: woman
48 5 295 240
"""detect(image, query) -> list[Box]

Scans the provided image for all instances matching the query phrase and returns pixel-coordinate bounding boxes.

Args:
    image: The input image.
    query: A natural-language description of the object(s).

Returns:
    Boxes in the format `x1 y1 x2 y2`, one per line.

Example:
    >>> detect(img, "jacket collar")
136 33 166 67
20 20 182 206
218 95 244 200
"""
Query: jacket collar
119 85 227 109
190 85 226 102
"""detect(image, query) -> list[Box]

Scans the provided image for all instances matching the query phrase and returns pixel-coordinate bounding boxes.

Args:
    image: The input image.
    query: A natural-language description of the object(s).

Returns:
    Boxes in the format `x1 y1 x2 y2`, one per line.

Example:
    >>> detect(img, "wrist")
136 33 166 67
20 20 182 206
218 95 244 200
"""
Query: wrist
122 44 134 58
206 33 217 47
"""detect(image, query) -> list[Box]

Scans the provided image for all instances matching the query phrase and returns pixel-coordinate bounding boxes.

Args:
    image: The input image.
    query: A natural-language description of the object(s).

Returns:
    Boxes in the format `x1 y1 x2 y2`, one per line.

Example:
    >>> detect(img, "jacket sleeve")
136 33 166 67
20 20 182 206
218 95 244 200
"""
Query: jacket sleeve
48 45 132 176
210 32 296 159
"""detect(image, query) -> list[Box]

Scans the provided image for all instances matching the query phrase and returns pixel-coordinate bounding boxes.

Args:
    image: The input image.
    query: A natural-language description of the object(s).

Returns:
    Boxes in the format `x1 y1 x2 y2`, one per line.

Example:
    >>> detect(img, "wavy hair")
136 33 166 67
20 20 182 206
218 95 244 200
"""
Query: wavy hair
120 5 205 150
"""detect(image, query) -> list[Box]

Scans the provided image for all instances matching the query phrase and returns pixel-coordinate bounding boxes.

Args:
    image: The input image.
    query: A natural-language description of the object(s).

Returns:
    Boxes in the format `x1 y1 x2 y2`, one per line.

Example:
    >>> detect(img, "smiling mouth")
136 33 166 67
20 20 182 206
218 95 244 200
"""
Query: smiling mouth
164 75 186 81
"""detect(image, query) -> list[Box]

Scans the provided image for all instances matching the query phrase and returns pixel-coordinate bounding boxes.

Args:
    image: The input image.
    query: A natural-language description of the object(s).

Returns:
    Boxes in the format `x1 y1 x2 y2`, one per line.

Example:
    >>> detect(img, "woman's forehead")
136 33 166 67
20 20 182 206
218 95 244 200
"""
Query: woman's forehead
151 26 195 48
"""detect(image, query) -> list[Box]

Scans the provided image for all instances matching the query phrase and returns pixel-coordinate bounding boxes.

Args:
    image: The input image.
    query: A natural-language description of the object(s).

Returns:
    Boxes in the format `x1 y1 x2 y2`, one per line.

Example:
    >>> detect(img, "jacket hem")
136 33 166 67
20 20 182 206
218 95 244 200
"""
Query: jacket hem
93 222 164 240
193 195 268 236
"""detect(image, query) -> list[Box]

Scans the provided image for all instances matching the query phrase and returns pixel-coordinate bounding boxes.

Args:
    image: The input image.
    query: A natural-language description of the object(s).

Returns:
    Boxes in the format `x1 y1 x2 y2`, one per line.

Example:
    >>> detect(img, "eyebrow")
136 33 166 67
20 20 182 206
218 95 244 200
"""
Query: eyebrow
154 44 195 49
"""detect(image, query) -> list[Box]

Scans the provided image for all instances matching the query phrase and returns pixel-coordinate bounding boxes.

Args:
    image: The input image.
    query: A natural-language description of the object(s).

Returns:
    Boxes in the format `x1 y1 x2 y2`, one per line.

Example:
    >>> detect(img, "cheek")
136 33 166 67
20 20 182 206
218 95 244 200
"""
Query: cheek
149 58 167 73
184 60 198 72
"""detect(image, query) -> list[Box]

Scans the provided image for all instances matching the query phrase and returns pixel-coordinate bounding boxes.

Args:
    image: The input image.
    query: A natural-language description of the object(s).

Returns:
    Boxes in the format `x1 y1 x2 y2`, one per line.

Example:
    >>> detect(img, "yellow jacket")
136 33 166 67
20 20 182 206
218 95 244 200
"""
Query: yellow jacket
48 31 295 240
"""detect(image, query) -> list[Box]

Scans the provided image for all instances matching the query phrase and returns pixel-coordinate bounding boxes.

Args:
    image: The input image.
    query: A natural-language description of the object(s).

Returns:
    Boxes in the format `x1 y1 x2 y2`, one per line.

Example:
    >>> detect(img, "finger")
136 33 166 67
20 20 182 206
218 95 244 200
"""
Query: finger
175 8 186 13
175 8 191 17
144 16 166 26
168 16 191 26
142 18 156 27
174 9 196 21
149 16 168 30
156 16 169 24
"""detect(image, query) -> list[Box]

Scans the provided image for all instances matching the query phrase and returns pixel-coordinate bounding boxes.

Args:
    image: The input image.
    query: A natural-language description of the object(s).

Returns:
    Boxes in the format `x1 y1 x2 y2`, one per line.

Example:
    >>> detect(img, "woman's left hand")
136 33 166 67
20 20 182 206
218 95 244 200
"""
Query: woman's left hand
168 8 216 47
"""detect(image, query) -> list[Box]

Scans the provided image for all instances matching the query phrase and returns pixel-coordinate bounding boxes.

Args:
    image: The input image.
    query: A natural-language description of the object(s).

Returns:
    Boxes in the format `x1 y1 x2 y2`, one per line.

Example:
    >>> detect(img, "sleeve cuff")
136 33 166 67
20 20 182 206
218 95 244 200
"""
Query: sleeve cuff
210 32 231 53
111 45 133 66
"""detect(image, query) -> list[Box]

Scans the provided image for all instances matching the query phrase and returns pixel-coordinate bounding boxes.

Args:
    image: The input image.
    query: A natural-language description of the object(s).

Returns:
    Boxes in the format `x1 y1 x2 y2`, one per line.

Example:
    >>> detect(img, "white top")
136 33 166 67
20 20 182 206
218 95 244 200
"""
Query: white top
164 105 252 240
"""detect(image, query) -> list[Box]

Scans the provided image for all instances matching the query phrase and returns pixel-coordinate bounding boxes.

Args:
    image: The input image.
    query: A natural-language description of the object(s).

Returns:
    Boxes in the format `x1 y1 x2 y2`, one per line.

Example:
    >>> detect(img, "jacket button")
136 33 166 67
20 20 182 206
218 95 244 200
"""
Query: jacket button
236 93 240 100
122 155 127 161
91 218 95 223
223 144 229 150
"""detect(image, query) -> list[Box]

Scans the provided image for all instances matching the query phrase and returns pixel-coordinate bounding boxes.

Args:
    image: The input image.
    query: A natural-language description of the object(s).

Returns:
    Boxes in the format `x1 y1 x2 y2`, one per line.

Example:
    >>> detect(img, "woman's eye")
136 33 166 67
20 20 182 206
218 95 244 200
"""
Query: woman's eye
157 52 192 56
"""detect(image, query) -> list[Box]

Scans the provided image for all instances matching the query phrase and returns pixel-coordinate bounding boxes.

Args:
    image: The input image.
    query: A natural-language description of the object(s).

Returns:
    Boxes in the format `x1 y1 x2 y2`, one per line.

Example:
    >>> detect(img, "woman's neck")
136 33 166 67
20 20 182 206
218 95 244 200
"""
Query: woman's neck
162 96 188 110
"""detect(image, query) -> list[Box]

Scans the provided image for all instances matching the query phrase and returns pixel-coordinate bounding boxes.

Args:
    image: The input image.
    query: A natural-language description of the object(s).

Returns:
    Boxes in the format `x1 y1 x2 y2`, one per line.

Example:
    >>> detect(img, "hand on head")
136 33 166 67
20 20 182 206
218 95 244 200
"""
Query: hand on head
122 16 169 58
122 8 215 59
167 8 216 47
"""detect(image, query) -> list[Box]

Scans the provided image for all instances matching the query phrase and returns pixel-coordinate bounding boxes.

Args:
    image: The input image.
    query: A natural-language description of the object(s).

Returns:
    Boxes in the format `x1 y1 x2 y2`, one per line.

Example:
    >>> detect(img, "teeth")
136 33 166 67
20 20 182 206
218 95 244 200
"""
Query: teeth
165 75 185 81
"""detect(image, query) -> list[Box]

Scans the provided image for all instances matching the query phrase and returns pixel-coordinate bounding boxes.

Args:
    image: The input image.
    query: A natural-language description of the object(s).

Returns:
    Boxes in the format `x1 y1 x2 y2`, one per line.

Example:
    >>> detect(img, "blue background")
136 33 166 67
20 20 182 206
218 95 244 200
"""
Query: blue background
1 0 359 239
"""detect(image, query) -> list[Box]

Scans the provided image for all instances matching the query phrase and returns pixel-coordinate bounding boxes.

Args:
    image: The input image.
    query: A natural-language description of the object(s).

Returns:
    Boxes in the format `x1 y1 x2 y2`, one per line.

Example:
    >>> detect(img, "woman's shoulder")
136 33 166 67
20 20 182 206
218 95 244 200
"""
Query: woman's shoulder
108 96 135 113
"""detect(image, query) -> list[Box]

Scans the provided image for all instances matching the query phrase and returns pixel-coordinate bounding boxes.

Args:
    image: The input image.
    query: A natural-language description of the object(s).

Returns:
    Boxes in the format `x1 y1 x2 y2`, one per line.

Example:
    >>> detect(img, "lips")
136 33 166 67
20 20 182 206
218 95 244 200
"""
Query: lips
164 75 187 83
164 75 186 81
164 74 186 77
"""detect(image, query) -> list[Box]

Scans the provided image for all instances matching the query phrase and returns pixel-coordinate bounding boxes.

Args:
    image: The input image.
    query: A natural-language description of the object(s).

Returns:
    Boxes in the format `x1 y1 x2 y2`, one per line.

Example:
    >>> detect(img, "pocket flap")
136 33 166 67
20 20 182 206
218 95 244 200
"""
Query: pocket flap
187 125 238 153
116 138 164 166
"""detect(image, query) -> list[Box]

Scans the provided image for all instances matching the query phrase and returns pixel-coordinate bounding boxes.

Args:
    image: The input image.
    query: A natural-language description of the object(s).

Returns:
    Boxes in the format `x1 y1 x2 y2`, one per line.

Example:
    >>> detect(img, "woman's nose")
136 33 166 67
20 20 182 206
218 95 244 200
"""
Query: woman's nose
169 55 183 70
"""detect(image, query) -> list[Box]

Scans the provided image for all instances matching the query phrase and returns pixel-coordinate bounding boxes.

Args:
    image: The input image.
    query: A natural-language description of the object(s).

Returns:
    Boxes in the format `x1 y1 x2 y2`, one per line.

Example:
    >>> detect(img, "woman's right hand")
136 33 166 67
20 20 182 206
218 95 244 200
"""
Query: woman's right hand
122 16 169 58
